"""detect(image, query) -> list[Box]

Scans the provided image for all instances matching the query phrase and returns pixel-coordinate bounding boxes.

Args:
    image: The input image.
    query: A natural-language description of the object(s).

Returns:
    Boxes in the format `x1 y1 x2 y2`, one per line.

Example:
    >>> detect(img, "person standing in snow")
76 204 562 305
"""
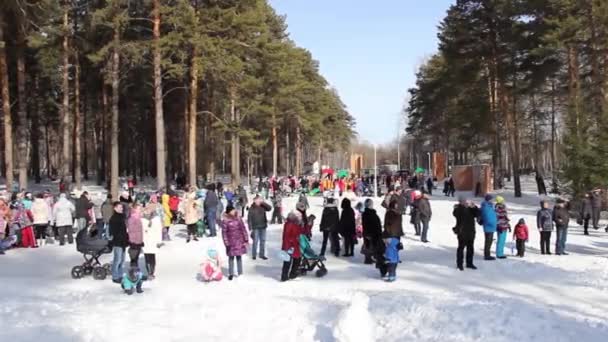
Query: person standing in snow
453 196 479 270
494 196 511 259
53 193 76 245
220 205 249 280
513 218 529 257
319 197 340 257
127 203 144 268
75 191 94 232
426 177 434 195
338 198 356 257
579 193 592 235
204 184 219 237
281 210 303 282
382 200 404 282
270 193 283 224
247 195 272 260
31 193 50 247
553 198 570 255
110 202 128 283
480 194 498 260
142 195 163 279
536 200 553 255
184 192 200 243
418 192 432 243
361 198 382 265
101 194 114 239
161 190 173 241
590 189 602 230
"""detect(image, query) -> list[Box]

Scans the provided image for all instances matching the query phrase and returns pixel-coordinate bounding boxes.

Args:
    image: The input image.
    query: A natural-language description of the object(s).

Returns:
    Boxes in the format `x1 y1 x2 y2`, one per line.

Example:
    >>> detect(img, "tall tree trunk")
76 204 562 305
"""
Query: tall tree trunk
153 0 167 190
0 15 11 189
94 89 104 185
188 47 198 187
45 123 51 179
83 92 89 181
550 80 557 187
32 75 41 183
74 51 82 190
285 127 290 175
16 25 28 190
295 124 302 176
502 87 522 197
229 91 240 187
272 109 278 176
61 7 71 184
110 28 120 199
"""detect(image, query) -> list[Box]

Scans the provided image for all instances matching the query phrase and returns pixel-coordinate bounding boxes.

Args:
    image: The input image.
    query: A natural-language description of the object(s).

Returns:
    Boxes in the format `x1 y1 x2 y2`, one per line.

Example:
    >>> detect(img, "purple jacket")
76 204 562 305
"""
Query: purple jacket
127 213 144 246
220 214 249 257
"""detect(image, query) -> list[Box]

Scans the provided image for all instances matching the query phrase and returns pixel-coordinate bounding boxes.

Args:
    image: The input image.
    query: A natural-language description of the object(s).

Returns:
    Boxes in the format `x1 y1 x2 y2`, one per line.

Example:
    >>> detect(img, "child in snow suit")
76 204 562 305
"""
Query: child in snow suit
121 267 144 295
200 247 223 282
281 211 303 282
494 196 511 259
383 238 400 282
513 218 529 257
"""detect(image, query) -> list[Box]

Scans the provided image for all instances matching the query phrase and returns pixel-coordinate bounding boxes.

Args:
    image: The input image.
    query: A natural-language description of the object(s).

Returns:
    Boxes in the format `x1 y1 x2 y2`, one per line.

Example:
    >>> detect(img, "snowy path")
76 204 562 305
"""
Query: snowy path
2 186 608 342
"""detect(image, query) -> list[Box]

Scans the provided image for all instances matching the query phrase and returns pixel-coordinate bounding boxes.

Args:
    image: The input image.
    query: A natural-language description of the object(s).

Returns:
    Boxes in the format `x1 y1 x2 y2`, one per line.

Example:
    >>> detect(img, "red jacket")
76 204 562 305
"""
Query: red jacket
513 223 529 240
169 196 180 211
282 221 302 259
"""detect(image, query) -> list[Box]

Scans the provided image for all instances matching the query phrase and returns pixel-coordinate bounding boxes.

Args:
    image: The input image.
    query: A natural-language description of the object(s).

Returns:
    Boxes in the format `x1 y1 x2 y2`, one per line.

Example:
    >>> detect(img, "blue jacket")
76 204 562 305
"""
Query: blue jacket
480 201 497 233
384 237 400 264
121 271 143 290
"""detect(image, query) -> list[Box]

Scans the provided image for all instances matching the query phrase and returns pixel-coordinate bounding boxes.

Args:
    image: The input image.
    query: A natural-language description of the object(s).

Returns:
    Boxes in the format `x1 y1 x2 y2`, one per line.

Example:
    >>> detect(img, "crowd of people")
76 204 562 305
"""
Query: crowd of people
1 173 607 291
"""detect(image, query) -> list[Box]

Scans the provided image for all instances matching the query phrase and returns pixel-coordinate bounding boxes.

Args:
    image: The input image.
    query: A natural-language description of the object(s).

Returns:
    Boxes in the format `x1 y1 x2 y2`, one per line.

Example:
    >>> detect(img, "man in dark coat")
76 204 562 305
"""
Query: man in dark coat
247 195 272 260
453 196 479 271
338 198 356 257
418 193 432 243
204 184 219 237
109 202 128 283
553 199 570 255
591 190 602 229
319 197 340 256
580 193 593 235
361 198 382 264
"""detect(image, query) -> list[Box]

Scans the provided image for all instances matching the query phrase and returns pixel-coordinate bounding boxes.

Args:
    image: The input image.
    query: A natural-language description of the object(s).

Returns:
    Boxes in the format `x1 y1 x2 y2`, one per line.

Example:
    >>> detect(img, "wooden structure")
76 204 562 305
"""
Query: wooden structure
432 152 446 180
452 164 493 196
350 154 363 176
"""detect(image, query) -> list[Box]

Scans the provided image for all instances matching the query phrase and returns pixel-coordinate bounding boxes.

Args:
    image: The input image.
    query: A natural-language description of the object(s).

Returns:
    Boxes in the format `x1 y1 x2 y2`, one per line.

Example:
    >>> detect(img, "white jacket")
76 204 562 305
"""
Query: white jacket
31 198 50 225
53 196 75 227
142 217 162 253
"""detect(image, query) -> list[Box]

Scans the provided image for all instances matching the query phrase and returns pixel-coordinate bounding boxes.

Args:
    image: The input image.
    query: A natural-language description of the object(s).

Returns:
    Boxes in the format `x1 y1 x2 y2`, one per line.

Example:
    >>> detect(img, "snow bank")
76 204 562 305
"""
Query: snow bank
333 292 375 342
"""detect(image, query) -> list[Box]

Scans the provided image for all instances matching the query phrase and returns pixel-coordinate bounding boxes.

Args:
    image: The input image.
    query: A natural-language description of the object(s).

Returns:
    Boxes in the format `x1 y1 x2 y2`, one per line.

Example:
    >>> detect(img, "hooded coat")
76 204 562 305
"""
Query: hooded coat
220 214 249 257
319 201 339 232
383 208 404 238
338 198 356 238
53 194 76 227
31 198 50 225
495 203 510 232
453 203 479 239
480 200 497 233
127 211 144 246
362 208 382 241
109 212 128 248
282 212 303 258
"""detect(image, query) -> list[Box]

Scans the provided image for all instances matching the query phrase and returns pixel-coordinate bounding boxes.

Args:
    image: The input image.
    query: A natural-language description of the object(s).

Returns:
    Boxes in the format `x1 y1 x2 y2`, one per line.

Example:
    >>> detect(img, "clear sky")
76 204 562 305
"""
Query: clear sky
269 0 455 145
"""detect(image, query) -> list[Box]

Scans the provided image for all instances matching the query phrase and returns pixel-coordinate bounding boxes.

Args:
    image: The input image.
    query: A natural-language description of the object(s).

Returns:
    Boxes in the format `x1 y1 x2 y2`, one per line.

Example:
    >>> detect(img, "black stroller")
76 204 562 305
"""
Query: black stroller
71 228 112 280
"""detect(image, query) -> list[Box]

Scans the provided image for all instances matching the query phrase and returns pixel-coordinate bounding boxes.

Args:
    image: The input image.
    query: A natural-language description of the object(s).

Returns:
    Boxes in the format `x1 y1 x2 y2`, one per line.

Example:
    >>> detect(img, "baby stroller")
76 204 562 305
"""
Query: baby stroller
298 235 328 278
71 228 112 280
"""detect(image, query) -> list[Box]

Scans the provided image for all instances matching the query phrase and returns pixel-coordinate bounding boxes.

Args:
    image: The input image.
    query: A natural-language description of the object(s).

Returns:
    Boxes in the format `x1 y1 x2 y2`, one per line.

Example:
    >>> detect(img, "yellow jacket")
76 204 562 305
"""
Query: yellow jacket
161 194 172 227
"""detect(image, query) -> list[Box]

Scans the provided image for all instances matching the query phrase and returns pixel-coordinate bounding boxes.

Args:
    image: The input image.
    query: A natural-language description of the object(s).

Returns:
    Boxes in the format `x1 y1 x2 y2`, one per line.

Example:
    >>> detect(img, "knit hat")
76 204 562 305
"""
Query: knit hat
484 194 493 201
495 196 505 204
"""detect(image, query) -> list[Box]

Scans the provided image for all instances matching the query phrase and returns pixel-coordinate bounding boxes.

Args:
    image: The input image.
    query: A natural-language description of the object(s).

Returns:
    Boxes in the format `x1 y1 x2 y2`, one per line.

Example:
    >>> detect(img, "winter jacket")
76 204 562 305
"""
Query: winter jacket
204 191 219 211
109 213 129 248
169 196 180 212
319 203 339 232
382 193 407 215
161 194 172 227
362 208 382 241
384 237 400 264
495 203 510 232
101 200 114 224
580 198 592 219
127 212 144 246
31 198 50 225
480 201 497 233
53 195 76 227
75 195 94 220
282 218 302 259
142 217 162 253
184 198 200 225
338 198 356 237
220 214 249 257
417 198 432 222
552 205 570 228
591 193 602 209
536 208 553 232
513 223 529 240
383 209 404 238
247 202 272 230
453 204 479 239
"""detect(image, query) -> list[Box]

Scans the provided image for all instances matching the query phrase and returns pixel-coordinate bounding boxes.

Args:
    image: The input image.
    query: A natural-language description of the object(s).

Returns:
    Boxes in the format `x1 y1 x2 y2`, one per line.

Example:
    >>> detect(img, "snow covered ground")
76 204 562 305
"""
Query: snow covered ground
2 178 608 342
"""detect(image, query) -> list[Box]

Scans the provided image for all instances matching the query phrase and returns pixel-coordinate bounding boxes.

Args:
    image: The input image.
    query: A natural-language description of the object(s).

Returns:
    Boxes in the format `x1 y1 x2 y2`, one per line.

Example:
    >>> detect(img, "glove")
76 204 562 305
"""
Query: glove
287 247 294 255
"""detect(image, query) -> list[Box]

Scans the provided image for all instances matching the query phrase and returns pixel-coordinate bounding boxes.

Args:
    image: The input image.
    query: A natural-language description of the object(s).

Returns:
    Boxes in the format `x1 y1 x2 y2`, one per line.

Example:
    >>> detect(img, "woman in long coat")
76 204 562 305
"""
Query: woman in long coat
220 205 249 280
